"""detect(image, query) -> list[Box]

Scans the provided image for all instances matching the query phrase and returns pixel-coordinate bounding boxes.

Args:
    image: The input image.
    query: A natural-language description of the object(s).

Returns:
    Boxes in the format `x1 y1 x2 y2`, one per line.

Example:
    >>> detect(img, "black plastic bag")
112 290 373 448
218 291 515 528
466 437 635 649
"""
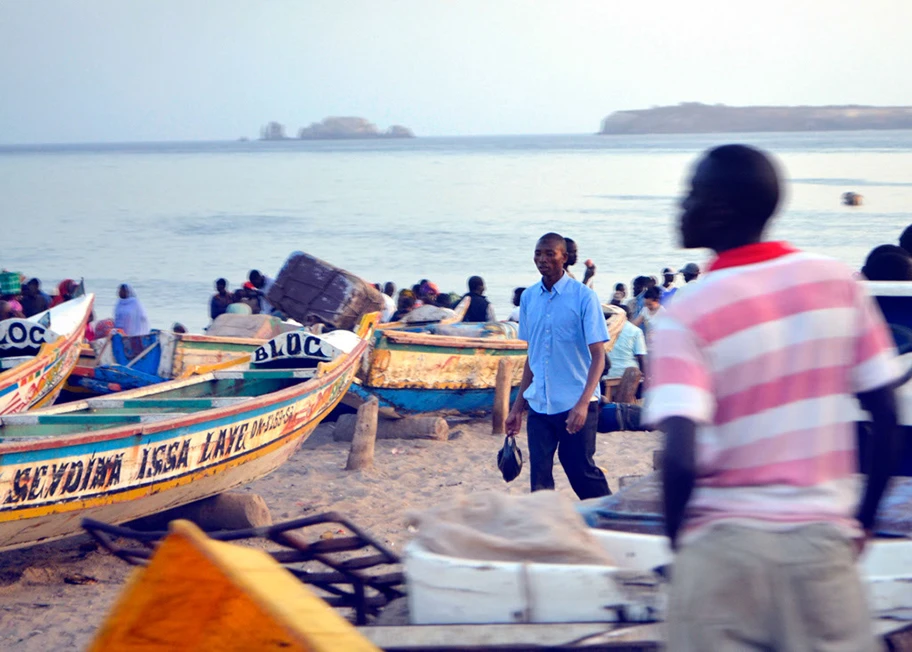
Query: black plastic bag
497 436 523 483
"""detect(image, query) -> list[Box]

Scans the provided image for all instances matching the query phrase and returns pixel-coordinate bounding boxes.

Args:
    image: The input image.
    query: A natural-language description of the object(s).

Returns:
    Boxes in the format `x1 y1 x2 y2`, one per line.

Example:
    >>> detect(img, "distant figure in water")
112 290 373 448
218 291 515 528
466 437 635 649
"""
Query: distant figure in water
113 284 150 336
210 278 232 321
462 276 496 322
172 323 188 334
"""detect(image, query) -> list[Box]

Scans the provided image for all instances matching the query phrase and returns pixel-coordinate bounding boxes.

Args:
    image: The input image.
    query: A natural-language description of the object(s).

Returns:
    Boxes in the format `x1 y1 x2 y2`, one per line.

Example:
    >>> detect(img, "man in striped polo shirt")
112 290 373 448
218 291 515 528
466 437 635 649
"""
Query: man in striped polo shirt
646 145 901 651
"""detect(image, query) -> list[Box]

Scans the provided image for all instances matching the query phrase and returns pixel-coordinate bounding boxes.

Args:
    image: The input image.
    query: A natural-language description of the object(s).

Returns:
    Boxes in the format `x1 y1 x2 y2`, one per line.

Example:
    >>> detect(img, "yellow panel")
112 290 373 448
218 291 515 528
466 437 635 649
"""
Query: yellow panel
367 348 526 390
91 520 380 652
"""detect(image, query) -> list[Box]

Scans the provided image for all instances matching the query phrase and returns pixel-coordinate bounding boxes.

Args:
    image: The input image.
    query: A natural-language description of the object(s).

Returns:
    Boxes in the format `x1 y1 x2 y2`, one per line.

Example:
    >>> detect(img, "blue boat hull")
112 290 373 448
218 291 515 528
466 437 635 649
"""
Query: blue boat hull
349 383 520 415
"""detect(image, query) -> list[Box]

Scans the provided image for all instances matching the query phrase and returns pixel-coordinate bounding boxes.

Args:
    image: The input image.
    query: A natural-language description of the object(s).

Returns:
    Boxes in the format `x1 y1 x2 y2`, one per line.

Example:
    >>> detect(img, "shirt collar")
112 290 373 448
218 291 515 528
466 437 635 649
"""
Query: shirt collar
707 241 799 272
539 271 571 294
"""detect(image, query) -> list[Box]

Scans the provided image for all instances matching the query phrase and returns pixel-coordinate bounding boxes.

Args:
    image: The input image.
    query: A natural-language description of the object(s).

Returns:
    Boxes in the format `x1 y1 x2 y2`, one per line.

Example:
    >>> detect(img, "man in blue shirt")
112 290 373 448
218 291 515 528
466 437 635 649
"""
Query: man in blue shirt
506 233 612 499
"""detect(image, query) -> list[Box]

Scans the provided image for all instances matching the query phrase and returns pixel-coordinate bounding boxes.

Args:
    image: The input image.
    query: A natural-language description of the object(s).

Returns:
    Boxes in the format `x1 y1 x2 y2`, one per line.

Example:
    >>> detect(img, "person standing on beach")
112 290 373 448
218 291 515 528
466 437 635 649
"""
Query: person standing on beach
209 278 232 321
462 276 496 322
506 233 611 500
248 270 276 315
563 237 596 288
646 144 900 651
659 268 677 304
679 262 700 283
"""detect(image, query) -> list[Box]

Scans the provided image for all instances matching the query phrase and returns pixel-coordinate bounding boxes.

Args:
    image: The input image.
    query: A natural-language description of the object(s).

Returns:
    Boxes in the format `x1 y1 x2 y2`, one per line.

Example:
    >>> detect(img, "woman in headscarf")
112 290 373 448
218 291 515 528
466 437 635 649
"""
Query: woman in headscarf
50 279 78 308
113 284 150 336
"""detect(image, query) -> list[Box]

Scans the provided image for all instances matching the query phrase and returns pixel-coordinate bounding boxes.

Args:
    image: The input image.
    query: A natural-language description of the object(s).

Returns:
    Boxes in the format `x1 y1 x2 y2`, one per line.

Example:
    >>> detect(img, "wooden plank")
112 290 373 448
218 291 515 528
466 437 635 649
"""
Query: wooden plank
89 397 252 410
357 623 662 650
382 330 527 350
121 397 252 410
37 414 144 425
213 369 316 380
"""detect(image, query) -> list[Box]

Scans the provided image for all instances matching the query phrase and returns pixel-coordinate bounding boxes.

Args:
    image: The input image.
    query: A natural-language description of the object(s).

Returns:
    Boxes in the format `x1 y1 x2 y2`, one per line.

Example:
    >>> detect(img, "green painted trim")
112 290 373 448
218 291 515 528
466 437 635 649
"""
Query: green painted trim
122 398 219 409
38 414 143 425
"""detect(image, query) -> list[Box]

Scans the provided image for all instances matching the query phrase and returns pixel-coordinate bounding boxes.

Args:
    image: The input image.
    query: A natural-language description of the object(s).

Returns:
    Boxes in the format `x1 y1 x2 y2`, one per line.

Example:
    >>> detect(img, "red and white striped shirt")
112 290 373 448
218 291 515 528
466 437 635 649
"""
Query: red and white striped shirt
644 242 899 539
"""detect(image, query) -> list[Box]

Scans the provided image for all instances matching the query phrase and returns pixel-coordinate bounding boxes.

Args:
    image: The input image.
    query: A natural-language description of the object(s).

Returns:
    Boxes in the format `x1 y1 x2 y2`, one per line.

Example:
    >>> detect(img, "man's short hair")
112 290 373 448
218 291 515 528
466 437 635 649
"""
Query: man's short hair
644 287 661 301
468 275 485 293
900 224 912 255
704 144 781 229
537 232 566 253
866 244 910 268
863 253 912 281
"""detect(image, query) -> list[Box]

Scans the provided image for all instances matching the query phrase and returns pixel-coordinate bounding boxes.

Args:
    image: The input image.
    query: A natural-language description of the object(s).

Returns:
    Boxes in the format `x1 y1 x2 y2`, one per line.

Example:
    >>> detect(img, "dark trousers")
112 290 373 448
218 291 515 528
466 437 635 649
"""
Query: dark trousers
526 404 611 500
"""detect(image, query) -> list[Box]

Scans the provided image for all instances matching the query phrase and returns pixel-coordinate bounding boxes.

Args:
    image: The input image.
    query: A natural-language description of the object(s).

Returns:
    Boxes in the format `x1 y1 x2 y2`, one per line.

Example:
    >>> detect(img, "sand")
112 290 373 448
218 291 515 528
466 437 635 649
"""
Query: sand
0 419 661 650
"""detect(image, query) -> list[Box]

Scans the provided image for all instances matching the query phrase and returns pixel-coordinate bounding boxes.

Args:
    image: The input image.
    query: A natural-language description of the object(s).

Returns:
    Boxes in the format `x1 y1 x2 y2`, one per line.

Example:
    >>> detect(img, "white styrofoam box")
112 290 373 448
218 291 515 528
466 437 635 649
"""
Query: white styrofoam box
404 530 669 626
405 530 912 625
405 543 529 624
591 529 674 572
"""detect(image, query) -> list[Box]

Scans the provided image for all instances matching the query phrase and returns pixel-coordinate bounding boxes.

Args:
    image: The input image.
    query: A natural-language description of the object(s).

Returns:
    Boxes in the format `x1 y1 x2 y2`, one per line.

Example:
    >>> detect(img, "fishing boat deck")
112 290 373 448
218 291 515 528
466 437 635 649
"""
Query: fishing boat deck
0 367 319 439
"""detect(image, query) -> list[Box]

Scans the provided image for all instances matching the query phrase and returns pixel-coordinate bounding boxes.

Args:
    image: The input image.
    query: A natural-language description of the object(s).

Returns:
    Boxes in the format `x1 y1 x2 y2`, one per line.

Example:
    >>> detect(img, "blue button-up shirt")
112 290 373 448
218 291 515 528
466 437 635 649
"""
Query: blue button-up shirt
518 272 610 415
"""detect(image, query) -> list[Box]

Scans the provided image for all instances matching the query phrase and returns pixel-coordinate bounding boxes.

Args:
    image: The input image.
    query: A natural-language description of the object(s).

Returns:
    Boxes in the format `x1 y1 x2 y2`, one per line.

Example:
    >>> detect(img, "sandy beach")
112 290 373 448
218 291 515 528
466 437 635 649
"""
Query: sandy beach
0 418 660 650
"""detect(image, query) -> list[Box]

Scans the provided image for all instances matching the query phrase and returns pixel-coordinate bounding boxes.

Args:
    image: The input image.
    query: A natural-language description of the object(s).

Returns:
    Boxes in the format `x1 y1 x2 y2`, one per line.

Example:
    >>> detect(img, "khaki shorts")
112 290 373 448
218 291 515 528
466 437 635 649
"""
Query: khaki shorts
666 523 880 652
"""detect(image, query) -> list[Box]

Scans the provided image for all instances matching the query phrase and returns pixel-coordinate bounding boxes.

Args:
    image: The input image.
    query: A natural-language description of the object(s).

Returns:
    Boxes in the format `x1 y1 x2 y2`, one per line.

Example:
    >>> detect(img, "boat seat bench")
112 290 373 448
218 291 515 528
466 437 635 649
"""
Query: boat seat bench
86 397 254 410
213 369 317 380
0 412 190 437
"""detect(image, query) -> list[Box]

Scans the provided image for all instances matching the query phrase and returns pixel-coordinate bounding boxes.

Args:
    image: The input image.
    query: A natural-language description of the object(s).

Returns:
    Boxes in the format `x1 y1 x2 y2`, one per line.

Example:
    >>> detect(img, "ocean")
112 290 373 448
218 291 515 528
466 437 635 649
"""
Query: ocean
1 131 911 332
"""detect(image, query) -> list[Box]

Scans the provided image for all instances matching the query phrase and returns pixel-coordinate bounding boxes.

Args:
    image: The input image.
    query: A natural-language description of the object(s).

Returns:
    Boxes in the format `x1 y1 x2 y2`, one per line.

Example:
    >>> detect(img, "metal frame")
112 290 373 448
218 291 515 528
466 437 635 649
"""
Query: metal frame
82 512 405 625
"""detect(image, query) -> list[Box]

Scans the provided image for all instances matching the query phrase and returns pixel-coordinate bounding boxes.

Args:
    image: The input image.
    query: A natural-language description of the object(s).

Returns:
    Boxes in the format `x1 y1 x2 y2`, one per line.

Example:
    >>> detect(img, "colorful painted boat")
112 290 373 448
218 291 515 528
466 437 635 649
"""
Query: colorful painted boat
63 314 297 398
351 321 527 415
0 294 95 415
353 301 626 415
0 315 375 551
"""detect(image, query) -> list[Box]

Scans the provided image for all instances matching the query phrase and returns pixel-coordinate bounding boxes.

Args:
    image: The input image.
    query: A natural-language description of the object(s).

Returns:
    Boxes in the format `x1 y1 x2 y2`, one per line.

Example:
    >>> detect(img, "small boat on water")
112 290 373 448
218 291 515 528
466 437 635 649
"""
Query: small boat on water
0 315 375 551
62 313 297 399
0 294 94 415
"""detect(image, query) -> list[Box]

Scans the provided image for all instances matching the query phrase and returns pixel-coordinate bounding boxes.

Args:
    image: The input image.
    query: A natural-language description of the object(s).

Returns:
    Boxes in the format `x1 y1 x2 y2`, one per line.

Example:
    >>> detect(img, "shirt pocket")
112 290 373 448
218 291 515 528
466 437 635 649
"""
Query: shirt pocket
553 309 581 342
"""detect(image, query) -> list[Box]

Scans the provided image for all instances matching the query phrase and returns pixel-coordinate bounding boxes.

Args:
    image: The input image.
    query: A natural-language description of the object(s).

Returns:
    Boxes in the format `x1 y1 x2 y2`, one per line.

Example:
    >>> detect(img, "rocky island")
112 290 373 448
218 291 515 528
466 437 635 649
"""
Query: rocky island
599 103 912 135
259 117 414 141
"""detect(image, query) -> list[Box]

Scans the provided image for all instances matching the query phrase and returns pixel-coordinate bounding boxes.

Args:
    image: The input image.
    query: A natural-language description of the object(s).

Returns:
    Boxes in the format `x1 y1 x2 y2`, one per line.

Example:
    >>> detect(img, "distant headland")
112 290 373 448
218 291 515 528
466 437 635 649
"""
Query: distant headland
259 117 415 141
599 103 912 135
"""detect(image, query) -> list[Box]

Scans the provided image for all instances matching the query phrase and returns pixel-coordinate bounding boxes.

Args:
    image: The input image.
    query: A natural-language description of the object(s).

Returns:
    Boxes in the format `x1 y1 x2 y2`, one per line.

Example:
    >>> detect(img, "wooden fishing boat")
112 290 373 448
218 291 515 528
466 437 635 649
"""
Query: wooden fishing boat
0 294 94 415
63 314 296 398
0 315 375 551
352 302 627 415
351 320 527 414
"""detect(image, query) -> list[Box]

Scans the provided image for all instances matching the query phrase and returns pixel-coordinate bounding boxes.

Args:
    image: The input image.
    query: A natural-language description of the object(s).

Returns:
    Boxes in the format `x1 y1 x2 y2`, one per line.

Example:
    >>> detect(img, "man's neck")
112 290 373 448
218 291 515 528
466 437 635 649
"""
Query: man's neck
542 271 564 291
711 232 763 255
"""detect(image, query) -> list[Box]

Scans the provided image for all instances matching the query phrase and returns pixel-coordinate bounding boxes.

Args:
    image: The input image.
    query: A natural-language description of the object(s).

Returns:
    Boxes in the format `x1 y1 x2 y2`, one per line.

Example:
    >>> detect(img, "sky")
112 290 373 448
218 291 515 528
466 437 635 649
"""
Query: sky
0 0 910 143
